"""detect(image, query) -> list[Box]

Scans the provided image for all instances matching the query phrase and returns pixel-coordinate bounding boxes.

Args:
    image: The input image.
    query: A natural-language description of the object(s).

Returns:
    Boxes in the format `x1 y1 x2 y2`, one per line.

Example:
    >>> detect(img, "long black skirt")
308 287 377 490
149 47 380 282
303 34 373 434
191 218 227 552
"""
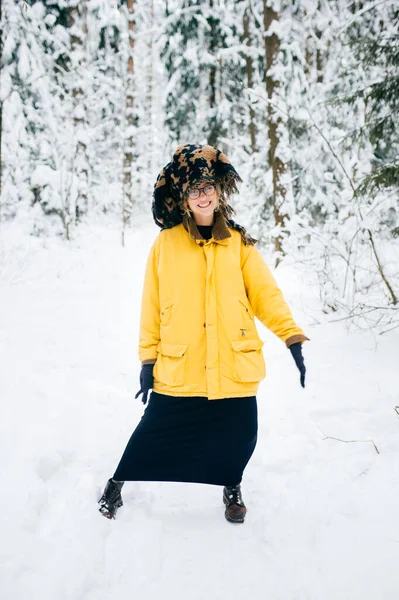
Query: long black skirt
113 391 258 487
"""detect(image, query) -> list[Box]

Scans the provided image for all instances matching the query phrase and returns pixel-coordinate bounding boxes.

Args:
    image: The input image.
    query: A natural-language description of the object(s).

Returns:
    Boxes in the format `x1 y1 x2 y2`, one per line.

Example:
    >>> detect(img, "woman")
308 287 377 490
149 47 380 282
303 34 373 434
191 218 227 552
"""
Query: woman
99 144 308 523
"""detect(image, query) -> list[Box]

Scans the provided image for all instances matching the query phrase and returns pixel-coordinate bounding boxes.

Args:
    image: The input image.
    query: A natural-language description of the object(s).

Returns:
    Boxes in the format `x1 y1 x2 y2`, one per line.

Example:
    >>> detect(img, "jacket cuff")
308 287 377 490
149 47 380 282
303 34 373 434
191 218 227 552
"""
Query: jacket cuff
142 359 157 365
285 334 310 348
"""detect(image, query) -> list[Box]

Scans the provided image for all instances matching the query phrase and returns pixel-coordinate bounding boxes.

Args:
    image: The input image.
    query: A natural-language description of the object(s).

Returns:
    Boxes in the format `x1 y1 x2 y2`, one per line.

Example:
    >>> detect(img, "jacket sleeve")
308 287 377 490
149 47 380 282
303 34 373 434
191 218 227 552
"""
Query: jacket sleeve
241 243 309 347
138 237 160 365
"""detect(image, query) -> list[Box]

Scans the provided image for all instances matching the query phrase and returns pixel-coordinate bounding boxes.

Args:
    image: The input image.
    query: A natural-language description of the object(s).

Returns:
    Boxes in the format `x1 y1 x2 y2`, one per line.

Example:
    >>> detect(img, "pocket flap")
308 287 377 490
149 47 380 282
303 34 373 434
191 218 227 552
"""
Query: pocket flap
231 339 264 352
158 343 187 357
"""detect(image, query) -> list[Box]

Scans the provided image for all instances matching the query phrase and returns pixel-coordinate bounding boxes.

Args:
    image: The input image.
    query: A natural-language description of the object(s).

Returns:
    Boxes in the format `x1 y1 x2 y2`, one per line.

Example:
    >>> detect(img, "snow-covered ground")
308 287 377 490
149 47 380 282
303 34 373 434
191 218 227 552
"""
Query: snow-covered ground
1 218 398 600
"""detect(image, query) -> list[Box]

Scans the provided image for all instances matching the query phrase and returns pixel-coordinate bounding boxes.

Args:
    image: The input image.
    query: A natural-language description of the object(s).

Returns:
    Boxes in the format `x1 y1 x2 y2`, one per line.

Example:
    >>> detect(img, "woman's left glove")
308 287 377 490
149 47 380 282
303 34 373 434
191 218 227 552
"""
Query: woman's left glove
134 363 155 405
289 342 306 388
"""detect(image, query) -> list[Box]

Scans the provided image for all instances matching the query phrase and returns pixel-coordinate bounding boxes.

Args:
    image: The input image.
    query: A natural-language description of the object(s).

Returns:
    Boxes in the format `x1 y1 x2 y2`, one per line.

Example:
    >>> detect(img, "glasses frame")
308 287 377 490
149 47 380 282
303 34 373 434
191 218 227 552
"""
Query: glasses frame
187 184 216 200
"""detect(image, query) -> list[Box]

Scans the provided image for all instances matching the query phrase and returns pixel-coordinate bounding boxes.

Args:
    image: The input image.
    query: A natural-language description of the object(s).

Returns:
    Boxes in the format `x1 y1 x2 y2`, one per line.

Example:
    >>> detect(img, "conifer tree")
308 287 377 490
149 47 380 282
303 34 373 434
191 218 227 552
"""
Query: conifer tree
68 0 90 222
160 0 202 144
160 0 250 150
1 0 68 229
122 0 136 244
90 0 124 215
346 6 399 198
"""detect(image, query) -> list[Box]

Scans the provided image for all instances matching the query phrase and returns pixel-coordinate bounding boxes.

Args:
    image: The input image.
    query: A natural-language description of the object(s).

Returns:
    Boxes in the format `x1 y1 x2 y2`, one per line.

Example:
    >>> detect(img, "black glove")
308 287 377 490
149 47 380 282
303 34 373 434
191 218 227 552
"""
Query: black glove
289 342 306 388
134 363 154 405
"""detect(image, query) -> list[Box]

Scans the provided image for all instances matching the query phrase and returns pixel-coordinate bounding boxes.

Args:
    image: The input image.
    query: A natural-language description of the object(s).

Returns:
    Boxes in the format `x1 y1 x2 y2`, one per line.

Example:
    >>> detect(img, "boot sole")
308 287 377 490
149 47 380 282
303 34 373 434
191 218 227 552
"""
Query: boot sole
98 499 123 520
223 496 246 523
224 512 245 524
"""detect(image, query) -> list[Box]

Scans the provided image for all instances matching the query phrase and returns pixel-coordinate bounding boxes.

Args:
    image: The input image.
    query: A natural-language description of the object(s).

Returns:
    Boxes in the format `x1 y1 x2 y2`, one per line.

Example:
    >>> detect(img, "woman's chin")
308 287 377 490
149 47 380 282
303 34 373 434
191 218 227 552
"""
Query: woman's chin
195 209 213 217
194 211 214 223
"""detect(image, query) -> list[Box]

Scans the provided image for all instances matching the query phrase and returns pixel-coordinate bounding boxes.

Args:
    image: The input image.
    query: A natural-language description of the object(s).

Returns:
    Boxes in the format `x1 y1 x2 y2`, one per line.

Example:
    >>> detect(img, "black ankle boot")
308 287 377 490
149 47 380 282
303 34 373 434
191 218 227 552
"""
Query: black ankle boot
98 478 124 519
223 484 247 523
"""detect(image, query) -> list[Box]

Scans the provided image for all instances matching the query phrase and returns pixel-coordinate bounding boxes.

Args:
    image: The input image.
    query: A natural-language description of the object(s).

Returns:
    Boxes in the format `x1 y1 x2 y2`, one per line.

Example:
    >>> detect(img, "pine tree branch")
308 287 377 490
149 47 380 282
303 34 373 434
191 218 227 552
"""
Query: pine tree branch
337 0 396 36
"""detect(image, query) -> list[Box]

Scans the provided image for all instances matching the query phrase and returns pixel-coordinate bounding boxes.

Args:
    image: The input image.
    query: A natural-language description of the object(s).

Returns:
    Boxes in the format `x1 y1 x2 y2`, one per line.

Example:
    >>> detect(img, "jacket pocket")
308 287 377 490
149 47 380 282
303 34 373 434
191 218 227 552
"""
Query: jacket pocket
154 342 188 387
160 301 174 327
231 339 265 383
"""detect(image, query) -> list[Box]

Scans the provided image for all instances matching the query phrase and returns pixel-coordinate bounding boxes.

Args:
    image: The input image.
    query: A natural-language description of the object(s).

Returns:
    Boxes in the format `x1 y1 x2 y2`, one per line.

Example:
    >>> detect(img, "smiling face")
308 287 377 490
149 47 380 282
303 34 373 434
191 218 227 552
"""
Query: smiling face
186 181 219 226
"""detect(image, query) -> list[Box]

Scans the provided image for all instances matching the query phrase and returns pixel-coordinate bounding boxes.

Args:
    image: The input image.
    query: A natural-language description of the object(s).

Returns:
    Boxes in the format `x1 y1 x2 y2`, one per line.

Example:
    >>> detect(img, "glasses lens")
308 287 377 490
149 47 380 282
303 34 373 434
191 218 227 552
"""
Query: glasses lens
203 185 215 196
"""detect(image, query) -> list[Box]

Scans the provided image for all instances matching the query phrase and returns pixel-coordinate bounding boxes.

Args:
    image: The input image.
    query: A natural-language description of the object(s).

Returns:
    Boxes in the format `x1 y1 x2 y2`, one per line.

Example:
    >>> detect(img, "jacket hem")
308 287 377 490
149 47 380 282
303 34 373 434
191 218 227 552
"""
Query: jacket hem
153 387 258 400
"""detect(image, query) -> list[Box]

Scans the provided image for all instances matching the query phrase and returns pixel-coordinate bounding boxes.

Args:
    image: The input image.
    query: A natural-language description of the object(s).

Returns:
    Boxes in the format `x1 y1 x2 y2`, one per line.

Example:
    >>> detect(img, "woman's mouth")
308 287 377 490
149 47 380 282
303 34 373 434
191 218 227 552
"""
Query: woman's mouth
197 201 212 209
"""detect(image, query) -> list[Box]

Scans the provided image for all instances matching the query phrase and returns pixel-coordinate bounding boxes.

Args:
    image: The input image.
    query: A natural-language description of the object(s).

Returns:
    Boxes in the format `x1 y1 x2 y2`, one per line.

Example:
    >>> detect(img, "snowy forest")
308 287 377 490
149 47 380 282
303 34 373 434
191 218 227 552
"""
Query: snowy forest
2 0 398 332
2 2 399 598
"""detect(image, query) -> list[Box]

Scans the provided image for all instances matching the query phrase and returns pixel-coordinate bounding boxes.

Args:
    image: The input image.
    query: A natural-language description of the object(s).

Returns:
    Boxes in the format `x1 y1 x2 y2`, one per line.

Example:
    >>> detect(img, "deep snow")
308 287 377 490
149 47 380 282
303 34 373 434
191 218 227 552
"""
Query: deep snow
1 217 398 600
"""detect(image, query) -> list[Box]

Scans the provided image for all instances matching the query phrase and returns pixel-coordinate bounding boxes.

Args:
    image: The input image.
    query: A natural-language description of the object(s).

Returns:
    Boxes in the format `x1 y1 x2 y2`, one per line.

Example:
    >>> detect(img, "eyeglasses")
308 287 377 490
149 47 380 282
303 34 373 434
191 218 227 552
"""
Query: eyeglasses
187 184 215 200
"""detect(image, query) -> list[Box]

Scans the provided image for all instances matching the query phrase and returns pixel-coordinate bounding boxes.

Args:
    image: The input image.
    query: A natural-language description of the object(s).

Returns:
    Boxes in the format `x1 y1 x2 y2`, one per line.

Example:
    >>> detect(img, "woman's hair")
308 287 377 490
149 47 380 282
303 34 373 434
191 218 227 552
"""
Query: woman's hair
216 182 258 245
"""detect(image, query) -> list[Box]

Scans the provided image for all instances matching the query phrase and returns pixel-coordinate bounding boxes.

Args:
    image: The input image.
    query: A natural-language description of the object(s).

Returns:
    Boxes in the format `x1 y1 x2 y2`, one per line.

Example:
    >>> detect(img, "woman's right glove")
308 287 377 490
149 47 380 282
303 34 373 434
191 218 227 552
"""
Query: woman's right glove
134 363 155 405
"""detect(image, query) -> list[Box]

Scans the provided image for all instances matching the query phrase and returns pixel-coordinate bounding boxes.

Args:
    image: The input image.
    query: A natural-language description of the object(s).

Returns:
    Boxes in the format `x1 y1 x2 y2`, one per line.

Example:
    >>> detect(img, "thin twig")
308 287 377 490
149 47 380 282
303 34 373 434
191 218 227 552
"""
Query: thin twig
306 109 356 194
319 428 380 454
367 229 398 306
380 323 399 335
394 406 399 418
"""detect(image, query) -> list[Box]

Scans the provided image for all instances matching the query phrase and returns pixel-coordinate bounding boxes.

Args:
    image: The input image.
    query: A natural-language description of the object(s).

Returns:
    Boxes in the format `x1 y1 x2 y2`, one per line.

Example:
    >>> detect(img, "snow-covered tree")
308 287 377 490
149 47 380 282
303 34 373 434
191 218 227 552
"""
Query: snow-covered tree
1 1 70 232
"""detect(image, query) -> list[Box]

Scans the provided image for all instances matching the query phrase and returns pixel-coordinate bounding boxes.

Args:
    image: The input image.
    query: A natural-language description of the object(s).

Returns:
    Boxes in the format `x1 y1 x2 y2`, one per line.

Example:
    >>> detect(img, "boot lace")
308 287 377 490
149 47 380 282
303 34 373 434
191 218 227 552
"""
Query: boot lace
225 485 244 507
101 480 123 506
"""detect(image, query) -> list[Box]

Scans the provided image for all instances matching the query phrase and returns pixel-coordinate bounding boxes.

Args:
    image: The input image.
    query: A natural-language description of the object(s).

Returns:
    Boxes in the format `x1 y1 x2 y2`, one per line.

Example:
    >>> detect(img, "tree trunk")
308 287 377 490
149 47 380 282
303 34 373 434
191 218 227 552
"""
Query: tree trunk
0 0 3 199
316 2 323 83
243 5 257 153
122 0 135 247
207 0 218 147
209 0 216 110
146 0 154 178
68 0 89 223
262 1 286 263
304 2 323 83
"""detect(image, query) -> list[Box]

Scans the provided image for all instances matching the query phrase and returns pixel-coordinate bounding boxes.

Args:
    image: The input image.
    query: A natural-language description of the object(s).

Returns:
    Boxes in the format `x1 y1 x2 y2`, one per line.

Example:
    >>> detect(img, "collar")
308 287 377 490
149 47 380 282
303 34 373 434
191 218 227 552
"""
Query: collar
182 211 232 245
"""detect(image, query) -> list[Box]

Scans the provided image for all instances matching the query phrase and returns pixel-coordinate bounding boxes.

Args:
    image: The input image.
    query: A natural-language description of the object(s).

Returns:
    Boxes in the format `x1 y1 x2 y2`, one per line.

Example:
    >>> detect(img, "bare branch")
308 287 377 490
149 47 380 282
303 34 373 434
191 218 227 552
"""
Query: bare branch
306 109 356 194
319 428 380 454
367 229 398 306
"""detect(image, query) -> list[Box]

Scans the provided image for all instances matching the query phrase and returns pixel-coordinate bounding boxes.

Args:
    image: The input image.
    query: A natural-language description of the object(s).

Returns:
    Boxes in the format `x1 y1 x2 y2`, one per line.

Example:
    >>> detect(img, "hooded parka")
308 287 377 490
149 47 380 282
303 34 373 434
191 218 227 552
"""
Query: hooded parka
139 213 308 400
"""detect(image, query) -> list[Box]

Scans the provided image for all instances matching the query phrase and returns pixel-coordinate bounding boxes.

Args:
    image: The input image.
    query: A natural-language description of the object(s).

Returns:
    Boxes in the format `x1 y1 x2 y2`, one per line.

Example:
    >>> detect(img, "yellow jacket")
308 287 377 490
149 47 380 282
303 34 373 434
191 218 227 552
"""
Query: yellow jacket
139 213 307 400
